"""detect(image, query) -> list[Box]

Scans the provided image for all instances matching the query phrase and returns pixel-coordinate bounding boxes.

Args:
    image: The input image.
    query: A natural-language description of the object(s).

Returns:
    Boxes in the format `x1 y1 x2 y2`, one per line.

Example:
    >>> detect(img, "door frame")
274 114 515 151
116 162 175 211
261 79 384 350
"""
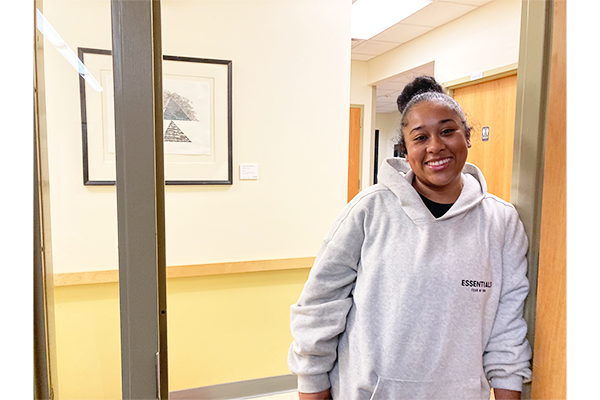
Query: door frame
444 63 518 94
34 2 59 398
349 104 364 200
111 0 169 398
33 1 169 399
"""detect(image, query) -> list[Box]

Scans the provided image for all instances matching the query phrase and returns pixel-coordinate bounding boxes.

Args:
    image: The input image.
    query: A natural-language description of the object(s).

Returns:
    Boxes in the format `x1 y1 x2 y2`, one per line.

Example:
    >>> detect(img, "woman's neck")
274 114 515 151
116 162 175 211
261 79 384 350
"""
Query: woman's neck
412 175 463 204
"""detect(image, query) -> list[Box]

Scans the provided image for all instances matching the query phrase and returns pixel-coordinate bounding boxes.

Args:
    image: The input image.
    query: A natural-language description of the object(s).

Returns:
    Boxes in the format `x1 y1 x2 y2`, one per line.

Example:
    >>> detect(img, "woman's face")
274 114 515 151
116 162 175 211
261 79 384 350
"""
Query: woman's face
403 99 471 199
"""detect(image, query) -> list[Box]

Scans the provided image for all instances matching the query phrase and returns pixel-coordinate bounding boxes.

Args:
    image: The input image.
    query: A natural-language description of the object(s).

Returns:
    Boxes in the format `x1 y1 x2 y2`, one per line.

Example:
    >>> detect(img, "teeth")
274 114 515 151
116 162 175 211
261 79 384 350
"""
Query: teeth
428 158 449 166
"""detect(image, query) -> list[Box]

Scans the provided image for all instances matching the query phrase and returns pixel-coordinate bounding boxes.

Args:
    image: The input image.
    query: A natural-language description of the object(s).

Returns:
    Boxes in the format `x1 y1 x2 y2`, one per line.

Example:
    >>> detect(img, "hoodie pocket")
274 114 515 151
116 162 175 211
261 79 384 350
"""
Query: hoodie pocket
369 376 483 400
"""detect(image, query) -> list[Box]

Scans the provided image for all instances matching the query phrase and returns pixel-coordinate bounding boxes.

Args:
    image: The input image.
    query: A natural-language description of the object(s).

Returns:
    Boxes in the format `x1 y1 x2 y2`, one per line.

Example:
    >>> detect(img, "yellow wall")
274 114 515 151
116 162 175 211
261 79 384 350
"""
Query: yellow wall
54 283 121 399
54 268 311 398
166 269 311 390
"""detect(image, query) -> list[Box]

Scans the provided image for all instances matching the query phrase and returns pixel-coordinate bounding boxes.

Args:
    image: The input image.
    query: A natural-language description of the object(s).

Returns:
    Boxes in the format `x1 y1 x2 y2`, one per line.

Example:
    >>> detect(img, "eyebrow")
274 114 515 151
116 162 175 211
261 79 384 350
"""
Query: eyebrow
409 126 424 134
409 119 456 134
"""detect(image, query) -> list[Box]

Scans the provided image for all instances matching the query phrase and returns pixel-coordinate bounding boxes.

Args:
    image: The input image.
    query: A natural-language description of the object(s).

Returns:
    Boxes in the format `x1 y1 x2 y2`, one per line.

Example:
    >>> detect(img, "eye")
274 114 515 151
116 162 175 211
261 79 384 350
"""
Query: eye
414 135 426 141
441 128 454 135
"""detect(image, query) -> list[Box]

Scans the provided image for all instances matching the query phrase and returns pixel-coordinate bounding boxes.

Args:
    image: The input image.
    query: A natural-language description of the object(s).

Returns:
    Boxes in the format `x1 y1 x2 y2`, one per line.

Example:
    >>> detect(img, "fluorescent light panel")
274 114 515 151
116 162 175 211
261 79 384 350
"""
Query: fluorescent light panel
352 0 432 40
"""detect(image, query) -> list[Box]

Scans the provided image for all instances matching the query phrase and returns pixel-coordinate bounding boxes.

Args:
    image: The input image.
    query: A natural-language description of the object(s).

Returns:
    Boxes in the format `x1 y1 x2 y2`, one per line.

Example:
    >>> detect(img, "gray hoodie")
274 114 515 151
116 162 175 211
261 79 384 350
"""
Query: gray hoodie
288 158 532 400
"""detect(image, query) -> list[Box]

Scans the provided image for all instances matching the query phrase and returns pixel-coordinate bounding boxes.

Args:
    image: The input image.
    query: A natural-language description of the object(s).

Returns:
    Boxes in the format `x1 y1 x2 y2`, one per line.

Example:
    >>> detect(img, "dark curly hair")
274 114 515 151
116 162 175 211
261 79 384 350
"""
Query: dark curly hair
395 76 472 154
396 75 444 114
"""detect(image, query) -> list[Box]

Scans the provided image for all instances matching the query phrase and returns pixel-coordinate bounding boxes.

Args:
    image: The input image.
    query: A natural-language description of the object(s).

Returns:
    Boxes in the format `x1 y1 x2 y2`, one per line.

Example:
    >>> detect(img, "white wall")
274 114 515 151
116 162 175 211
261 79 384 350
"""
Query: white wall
42 0 351 273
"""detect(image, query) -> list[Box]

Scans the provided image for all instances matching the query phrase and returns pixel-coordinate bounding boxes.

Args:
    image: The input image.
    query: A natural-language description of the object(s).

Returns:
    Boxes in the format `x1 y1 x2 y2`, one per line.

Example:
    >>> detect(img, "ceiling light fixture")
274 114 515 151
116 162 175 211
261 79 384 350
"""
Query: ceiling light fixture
351 0 433 40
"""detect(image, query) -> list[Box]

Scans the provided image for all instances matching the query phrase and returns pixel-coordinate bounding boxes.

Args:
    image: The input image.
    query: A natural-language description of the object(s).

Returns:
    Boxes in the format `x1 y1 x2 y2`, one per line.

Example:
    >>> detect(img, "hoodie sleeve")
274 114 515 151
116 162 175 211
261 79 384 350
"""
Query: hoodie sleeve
288 200 366 393
483 205 533 391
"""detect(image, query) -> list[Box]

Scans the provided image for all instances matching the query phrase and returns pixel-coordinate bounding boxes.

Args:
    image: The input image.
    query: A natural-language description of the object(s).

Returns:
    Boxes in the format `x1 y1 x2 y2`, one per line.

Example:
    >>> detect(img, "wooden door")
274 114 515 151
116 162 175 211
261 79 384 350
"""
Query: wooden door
531 0 566 398
348 107 362 202
453 75 518 202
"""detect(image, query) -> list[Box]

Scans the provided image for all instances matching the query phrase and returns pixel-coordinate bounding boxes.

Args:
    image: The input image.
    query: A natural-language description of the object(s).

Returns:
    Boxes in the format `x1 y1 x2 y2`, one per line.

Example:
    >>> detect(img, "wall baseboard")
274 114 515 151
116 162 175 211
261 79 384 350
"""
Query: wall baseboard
53 257 315 287
170 374 297 400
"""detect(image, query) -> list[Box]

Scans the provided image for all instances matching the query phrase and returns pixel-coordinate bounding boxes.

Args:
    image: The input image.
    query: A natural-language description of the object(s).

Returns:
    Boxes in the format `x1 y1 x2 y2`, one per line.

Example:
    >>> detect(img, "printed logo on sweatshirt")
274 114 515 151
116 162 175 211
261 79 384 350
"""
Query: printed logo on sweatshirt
461 279 492 293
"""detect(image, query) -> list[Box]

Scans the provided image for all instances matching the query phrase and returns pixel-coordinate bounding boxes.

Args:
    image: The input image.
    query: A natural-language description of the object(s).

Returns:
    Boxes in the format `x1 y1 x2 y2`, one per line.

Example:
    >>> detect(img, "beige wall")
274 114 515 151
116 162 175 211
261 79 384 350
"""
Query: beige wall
376 112 400 163
367 0 522 86
43 0 351 274
350 60 376 188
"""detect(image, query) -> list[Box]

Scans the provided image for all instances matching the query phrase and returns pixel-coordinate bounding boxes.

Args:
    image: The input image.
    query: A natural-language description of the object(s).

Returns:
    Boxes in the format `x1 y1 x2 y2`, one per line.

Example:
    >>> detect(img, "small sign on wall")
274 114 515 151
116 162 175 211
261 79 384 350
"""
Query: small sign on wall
240 163 259 180
470 71 484 81
482 127 490 142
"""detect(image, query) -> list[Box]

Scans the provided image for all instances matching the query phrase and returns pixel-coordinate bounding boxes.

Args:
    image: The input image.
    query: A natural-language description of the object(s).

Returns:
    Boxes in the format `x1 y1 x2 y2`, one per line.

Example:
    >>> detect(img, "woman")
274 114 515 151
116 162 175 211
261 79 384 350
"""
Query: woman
288 76 532 400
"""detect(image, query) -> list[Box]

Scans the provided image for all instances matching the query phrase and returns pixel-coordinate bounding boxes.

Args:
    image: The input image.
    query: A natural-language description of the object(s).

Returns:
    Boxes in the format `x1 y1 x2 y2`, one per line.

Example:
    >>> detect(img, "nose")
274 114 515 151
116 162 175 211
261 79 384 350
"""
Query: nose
427 134 446 153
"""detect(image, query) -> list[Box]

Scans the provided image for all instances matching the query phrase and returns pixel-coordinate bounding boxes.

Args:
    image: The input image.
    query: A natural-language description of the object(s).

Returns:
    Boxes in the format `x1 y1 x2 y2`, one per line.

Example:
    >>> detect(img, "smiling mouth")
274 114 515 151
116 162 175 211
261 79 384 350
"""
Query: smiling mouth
426 158 451 166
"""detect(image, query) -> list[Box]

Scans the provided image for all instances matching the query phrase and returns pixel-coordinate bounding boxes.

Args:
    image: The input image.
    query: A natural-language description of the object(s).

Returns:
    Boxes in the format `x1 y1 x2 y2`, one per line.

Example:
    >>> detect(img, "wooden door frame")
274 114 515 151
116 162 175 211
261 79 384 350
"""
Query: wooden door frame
531 0 566 397
444 63 518 95
349 104 364 197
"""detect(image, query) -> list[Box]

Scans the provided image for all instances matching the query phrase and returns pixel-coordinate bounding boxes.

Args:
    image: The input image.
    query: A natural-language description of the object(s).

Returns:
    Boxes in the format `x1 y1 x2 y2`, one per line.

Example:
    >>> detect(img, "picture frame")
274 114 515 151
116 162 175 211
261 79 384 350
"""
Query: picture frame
78 47 233 185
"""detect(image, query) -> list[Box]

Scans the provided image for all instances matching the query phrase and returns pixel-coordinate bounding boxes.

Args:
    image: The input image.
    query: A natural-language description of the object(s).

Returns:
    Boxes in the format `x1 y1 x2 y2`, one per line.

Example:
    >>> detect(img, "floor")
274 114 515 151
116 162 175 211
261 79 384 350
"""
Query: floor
249 388 496 400
250 391 298 400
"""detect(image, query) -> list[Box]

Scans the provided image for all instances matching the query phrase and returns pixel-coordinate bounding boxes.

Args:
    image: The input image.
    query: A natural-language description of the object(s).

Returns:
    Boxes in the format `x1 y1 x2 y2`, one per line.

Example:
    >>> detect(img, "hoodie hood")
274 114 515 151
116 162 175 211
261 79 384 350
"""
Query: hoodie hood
377 157 487 223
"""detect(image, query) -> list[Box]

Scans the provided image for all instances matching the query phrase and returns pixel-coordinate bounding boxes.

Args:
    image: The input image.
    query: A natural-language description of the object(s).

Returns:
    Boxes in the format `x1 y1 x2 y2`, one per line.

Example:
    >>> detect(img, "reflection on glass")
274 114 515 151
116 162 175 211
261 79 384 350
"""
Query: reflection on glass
36 8 102 92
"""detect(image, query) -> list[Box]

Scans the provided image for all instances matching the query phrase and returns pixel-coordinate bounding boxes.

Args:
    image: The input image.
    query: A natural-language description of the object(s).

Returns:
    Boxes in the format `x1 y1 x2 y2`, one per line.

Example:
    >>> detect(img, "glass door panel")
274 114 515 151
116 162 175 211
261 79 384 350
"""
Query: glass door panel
36 0 121 398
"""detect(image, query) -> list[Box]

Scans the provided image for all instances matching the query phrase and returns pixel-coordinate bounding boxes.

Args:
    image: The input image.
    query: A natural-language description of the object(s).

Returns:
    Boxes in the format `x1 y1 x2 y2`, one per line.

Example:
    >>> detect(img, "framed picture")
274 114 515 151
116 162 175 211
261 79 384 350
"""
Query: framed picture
78 47 233 185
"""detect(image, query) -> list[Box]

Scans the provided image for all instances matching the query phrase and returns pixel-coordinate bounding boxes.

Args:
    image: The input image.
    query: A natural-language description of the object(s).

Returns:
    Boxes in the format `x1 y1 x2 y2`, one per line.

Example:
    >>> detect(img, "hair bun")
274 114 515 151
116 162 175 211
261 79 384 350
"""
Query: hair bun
396 76 444 113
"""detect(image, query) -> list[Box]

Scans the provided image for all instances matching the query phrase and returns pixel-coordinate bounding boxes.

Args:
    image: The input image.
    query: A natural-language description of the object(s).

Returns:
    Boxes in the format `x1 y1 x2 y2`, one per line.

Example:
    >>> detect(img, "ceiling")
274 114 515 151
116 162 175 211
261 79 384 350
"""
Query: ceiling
351 0 494 113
